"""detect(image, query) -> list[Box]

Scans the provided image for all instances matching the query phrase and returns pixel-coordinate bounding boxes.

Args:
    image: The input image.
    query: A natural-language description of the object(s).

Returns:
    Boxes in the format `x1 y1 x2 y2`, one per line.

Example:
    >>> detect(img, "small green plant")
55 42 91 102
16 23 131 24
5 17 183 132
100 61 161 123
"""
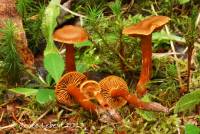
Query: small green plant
16 0 33 17
0 20 23 85
9 0 64 105
41 0 64 83
174 89 200 113
185 124 200 134
9 88 55 104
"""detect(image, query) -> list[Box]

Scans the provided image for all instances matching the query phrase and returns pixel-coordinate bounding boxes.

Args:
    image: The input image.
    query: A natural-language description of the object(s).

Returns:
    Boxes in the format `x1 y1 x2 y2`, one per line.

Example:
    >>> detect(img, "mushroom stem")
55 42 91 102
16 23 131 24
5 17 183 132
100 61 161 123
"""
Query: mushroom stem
65 44 76 72
67 85 97 112
136 35 152 96
111 89 168 112
125 94 168 112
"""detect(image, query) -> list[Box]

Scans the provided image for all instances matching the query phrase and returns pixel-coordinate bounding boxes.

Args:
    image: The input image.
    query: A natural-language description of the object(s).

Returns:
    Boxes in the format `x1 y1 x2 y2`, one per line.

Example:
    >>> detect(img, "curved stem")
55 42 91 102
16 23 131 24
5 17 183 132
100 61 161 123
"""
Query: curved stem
67 85 97 112
110 89 168 112
65 44 76 72
136 35 152 96
125 94 168 112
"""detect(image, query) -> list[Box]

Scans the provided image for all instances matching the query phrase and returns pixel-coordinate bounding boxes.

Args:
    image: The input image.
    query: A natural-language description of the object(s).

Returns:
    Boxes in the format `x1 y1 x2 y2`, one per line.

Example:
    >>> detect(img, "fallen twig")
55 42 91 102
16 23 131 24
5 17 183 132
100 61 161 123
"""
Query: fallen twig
29 108 51 128
0 110 4 122
0 123 17 131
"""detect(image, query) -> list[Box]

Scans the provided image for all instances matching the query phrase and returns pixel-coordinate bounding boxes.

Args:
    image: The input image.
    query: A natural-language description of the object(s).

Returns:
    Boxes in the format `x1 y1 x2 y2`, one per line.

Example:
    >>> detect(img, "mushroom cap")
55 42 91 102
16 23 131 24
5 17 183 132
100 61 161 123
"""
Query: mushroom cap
55 71 87 106
123 16 170 36
53 25 88 44
80 80 101 99
99 76 128 109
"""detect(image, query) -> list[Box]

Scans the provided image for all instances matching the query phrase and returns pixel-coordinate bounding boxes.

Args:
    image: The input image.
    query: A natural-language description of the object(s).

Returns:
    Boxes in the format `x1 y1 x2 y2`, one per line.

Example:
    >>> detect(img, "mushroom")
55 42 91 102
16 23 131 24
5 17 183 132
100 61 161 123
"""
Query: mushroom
55 71 97 112
56 72 124 120
53 25 88 72
55 71 87 106
123 16 170 96
99 75 128 109
80 80 108 107
99 75 169 112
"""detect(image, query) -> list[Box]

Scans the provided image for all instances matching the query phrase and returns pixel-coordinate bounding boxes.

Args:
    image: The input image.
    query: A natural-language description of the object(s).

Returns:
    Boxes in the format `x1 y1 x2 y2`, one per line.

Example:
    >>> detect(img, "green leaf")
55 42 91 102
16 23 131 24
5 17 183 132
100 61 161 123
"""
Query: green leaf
9 88 38 97
41 0 61 55
75 40 92 48
136 94 157 121
44 53 64 83
174 90 200 113
153 32 186 43
178 0 190 4
36 89 55 104
185 124 200 134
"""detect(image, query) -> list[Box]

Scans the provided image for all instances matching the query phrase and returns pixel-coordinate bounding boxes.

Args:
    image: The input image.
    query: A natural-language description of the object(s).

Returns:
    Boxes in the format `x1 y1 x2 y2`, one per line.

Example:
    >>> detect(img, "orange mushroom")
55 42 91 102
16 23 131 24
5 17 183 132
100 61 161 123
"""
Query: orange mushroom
55 71 87 106
80 80 108 107
53 25 88 72
123 16 170 96
56 72 123 120
99 76 128 109
99 75 169 112
55 71 98 112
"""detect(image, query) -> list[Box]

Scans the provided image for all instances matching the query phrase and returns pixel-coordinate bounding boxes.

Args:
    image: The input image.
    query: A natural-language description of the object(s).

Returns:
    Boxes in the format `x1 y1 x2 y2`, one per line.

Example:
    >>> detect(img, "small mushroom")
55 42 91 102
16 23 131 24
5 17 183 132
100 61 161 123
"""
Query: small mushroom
53 25 88 72
99 75 169 112
123 16 170 96
55 71 87 106
80 80 108 107
99 75 128 109
55 72 99 112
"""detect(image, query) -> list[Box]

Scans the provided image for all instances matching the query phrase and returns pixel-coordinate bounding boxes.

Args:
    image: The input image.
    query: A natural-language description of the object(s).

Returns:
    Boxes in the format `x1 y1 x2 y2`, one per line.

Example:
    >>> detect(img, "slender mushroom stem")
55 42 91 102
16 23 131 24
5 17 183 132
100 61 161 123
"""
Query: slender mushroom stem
65 44 76 72
136 35 152 96
67 85 97 112
111 89 168 112
125 94 168 112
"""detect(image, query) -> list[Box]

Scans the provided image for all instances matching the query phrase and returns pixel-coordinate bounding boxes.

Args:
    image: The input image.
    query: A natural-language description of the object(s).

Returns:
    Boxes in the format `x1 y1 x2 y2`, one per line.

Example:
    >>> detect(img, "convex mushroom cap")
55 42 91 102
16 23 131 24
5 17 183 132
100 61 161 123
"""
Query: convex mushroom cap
53 25 88 44
123 16 170 36
55 71 87 106
99 76 128 109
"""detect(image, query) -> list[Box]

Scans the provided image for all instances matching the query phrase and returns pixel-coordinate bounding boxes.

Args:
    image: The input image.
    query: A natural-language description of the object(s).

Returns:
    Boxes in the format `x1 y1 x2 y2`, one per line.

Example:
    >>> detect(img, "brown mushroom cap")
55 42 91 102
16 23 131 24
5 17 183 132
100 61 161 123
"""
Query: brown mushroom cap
55 71 87 106
80 80 101 99
99 76 128 109
122 16 170 36
53 25 88 44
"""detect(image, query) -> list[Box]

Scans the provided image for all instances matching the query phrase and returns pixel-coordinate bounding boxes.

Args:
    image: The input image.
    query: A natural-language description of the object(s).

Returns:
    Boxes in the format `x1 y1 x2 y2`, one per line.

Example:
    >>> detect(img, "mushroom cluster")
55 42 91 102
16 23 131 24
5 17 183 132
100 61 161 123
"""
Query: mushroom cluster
55 72 169 116
54 15 171 119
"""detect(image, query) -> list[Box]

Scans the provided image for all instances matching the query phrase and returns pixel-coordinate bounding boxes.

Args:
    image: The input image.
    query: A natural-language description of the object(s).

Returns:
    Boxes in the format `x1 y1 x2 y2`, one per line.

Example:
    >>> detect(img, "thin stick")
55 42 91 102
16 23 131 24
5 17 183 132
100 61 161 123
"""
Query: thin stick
59 5 86 18
0 110 4 122
12 112 29 129
0 101 10 107
59 105 74 112
29 108 51 128
195 12 200 27
0 123 17 130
